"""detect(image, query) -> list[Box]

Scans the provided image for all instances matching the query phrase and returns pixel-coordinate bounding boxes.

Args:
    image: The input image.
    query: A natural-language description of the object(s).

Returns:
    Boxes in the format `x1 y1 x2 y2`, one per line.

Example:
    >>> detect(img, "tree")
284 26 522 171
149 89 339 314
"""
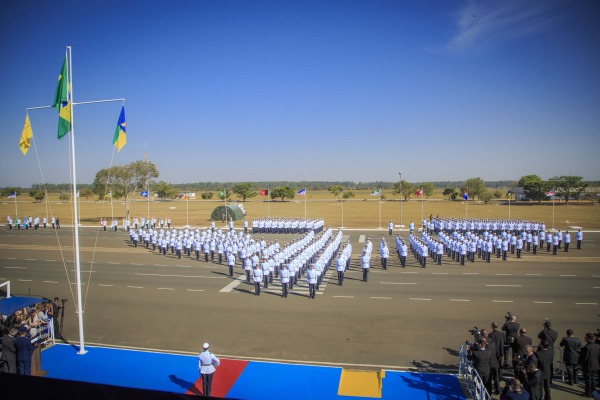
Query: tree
463 177 485 200
201 192 214 200
79 188 94 199
1 187 21 198
232 183 258 202
517 174 548 202
401 182 415 201
58 192 70 201
549 175 588 204
422 182 435 198
155 181 177 200
492 190 502 199
217 190 232 201
29 189 46 202
443 188 457 200
92 160 159 218
342 191 355 199
479 190 494 204
328 185 344 199
271 186 295 202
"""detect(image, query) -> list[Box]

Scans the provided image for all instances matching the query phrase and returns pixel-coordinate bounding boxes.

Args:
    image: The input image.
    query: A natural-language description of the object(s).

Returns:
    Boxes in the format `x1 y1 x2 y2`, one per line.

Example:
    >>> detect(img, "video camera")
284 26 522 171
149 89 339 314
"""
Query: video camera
465 327 482 351
505 311 512 321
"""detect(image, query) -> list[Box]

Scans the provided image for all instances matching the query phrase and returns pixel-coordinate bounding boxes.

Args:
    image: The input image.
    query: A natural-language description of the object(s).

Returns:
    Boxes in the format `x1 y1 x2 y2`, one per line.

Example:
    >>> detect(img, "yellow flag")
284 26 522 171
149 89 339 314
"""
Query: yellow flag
19 114 33 155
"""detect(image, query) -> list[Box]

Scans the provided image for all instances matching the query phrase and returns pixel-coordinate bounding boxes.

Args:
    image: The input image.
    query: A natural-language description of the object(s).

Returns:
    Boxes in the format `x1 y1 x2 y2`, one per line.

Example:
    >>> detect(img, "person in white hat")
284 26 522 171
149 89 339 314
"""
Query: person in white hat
198 342 220 397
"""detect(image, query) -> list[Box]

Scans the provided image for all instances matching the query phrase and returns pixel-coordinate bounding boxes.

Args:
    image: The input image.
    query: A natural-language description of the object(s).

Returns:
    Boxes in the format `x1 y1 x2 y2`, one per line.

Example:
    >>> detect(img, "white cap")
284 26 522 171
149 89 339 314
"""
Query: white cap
202 342 209 349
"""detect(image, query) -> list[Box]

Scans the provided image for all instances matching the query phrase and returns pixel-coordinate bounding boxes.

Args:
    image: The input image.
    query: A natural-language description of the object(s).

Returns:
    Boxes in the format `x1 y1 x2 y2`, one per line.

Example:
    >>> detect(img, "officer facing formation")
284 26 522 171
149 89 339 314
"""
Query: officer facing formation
198 343 220 397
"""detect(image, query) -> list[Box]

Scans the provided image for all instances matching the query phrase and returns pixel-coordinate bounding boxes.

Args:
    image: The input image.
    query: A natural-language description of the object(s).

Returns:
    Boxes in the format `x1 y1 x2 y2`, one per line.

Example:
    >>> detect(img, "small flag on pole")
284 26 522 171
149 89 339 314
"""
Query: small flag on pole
545 188 555 197
140 191 149 197
113 106 126 151
19 115 33 155
462 189 468 200
260 189 269 196
506 188 512 199
415 188 423 197
7 192 17 199
52 54 71 140
370 189 380 196
297 189 306 196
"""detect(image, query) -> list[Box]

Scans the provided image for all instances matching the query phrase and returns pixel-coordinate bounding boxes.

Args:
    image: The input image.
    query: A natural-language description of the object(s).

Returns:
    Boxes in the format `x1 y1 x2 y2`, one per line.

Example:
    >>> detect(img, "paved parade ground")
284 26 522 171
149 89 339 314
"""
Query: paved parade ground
1 225 599 398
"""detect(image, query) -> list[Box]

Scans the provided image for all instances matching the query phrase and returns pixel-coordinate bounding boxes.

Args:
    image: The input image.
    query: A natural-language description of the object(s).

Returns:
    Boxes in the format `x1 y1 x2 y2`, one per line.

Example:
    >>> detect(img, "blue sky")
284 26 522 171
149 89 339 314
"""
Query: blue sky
1 0 599 187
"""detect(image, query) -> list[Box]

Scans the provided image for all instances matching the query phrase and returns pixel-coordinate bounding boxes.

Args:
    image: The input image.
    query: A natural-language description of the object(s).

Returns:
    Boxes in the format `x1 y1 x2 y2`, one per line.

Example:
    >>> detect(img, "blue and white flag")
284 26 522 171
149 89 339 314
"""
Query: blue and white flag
297 189 306 196
462 189 468 200
7 191 16 199
141 191 149 197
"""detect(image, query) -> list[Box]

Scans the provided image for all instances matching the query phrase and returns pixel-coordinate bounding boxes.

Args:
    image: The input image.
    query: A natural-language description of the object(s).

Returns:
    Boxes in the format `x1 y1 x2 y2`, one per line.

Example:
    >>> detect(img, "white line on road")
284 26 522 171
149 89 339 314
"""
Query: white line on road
131 263 143 266
135 273 225 279
18 279 32 281
526 274 542 276
6 257 16 260
450 299 471 302
575 302 598 305
45 260 57 262
44 281 58 284
333 296 354 298
370 296 392 300
126 286 144 289
70 283 86 285
107 262 120 265
400 271 418 274
5 266 26 269
98 284 113 287
492 300 514 303
495 274 512 276
25 258 37 261
70 270 95 273
560 275 576 277
409 298 431 301
154 264 166 267
157 288 175 290
533 301 553 304
381 282 417 285
593 275 600 278
593 287 600 289
432 272 448 275
186 289 205 292
176 265 190 268
358 235 365 243
462 273 479 275
486 285 522 287
219 276 244 293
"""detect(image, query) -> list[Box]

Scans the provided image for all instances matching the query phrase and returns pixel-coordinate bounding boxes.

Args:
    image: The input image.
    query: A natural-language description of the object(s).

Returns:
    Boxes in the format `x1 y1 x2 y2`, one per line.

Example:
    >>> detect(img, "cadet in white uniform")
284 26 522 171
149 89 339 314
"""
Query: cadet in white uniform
198 343 220 397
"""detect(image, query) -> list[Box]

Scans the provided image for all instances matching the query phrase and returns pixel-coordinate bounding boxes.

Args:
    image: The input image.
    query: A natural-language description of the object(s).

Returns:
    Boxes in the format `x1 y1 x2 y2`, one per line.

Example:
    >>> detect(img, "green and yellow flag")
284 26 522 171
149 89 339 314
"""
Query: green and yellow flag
52 55 71 139
19 114 33 155
113 106 126 151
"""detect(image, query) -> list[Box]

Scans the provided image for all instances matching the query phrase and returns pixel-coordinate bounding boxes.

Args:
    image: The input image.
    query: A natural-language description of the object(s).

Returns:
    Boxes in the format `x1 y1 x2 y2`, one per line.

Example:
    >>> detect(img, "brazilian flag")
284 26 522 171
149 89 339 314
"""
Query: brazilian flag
52 55 71 140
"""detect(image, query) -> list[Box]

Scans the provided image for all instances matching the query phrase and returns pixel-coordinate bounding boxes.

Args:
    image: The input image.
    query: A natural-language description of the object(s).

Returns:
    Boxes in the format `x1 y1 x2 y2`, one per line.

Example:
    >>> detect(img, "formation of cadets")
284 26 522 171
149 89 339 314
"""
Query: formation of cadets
402 217 583 268
5 215 60 230
251 218 324 234
127 220 342 299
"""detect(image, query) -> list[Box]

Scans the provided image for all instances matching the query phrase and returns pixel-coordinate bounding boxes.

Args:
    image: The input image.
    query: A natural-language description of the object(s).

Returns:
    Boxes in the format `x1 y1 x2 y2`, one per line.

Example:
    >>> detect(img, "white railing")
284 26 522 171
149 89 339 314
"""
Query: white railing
458 344 492 400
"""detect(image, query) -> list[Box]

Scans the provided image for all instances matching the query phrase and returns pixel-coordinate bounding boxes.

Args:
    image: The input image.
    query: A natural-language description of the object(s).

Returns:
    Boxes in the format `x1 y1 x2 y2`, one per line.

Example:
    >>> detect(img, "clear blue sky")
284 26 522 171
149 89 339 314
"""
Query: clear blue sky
1 0 599 187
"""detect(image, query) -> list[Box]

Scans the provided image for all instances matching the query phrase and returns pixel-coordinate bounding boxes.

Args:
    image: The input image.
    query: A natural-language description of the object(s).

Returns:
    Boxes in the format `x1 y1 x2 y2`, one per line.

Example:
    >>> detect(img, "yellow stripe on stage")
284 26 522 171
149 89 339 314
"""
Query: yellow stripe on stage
337 368 385 398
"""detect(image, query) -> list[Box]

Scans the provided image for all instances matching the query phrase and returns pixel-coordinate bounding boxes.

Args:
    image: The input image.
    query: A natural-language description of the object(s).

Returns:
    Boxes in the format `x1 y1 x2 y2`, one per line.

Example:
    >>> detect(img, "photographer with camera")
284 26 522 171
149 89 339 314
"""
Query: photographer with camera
499 379 530 400
468 334 492 394
503 312 520 368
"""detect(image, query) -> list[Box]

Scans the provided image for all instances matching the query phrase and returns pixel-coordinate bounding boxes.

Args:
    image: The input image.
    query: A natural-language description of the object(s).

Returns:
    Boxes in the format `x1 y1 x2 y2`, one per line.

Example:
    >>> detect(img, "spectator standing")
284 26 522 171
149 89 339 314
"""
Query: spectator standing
559 329 582 385
1 328 18 373
14 326 36 375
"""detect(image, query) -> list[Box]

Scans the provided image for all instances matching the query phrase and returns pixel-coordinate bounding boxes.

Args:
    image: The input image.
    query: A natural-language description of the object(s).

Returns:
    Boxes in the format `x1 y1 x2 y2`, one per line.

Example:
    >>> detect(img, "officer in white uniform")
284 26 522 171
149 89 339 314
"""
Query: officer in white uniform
198 343 220 397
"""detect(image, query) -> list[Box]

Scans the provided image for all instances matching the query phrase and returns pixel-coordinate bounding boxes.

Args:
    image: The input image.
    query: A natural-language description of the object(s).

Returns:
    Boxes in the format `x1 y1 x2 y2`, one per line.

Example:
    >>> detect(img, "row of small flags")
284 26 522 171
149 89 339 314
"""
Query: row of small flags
18 53 126 156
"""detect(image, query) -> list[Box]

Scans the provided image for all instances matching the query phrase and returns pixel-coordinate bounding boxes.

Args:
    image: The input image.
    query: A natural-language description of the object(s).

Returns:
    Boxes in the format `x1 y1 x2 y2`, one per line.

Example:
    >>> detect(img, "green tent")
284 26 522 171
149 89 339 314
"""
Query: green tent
211 204 245 222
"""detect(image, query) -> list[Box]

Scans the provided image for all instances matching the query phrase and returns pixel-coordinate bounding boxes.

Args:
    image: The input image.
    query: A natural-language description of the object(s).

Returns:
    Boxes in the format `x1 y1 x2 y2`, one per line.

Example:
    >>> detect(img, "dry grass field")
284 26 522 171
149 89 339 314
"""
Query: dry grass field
2 189 599 229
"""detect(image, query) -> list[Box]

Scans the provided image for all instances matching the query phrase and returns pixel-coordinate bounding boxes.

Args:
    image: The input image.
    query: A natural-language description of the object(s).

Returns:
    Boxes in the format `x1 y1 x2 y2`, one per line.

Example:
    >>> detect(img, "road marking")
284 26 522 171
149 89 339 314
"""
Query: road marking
450 299 471 302
533 301 553 304
219 276 244 293
5 266 26 269
126 286 144 289
593 287 600 289
45 260 57 262
495 273 512 276
44 281 59 284
98 284 113 287
370 296 392 300
381 282 417 285
70 270 95 273
70 283 86 285
486 285 522 287
176 265 190 268
18 279 32 281
135 273 224 279
157 288 175 290
560 275 576 277
7 257 16 260
400 271 418 274
432 272 448 275
154 264 166 267
25 258 37 261
462 273 479 275
107 262 120 265
492 300 514 303
333 295 354 298
526 274 542 276
575 302 598 305
358 235 365 243
409 298 431 301
593 275 600 278
130 263 143 266
186 289 205 292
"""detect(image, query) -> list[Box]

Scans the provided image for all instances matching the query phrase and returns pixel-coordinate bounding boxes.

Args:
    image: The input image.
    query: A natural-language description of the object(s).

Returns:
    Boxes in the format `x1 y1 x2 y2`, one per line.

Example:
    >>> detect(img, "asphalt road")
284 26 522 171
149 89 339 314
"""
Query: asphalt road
1 227 599 373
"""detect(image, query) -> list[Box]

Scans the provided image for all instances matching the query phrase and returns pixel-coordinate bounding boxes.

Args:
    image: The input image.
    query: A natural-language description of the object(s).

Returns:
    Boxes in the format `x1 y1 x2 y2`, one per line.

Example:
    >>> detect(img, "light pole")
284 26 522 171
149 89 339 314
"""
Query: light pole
399 172 403 229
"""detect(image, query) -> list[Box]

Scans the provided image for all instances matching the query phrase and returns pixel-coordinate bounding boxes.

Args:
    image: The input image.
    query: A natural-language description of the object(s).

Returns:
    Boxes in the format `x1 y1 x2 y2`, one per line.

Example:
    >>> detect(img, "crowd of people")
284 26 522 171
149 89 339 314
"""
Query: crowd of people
251 217 325 234
5 215 61 230
467 314 600 399
1 297 62 375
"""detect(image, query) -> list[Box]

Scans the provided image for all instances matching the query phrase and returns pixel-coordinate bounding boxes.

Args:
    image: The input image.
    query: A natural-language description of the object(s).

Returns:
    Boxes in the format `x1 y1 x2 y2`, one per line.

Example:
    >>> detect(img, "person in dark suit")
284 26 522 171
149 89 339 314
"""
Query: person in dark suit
1 328 18 373
513 328 533 376
503 315 521 367
483 328 502 395
469 338 492 394
537 320 558 383
535 340 553 400
499 379 530 400
559 329 582 385
579 333 600 398
489 322 507 384
14 326 37 375
525 360 543 400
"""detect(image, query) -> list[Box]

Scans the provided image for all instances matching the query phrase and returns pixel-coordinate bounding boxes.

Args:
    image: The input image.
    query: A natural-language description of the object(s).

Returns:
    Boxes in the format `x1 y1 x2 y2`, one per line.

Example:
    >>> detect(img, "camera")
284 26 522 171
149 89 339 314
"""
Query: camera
505 311 512 321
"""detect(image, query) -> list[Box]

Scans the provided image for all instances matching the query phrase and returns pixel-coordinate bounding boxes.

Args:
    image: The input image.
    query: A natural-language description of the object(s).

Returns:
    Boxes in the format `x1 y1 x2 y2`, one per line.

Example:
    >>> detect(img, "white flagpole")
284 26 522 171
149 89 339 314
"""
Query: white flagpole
341 199 344 228
552 195 555 230
14 193 18 220
465 192 468 219
67 46 86 355
267 187 270 217
421 193 424 222
378 188 382 229
224 187 228 223
304 188 307 219
508 194 511 219
186 190 189 227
